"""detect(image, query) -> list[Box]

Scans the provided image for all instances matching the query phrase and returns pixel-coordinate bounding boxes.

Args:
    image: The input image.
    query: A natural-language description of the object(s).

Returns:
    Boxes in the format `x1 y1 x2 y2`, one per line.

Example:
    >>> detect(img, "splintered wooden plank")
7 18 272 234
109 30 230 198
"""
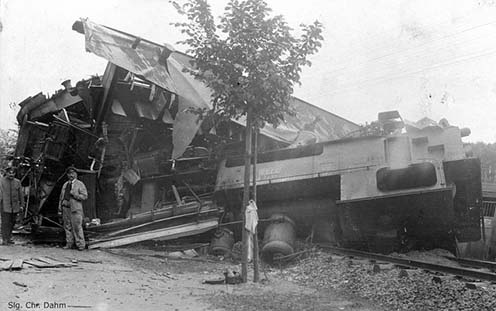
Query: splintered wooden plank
10 259 23 270
36 257 63 265
36 257 76 267
44 256 66 263
89 219 218 249
45 256 78 266
23 259 57 268
0 260 13 270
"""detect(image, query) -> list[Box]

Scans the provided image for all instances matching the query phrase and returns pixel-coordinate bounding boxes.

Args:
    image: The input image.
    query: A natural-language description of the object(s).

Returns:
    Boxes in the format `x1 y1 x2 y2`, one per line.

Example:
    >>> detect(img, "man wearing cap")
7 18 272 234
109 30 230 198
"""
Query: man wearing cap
58 166 88 250
0 167 24 245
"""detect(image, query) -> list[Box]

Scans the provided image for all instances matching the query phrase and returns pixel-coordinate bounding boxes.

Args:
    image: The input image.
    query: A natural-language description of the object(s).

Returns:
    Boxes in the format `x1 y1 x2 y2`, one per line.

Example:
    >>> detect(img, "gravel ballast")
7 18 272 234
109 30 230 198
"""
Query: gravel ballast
279 248 496 311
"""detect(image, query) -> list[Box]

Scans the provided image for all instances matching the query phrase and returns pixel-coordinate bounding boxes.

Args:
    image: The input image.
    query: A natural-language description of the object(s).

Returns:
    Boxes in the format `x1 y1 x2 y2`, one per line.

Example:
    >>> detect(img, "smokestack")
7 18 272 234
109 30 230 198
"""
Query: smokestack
61 79 72 90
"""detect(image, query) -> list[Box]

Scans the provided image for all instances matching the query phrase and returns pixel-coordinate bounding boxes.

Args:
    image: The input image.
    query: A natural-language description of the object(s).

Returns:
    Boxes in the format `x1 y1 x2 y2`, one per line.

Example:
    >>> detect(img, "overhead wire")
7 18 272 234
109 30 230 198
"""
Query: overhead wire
311 48 496 98
310 14 481 73
301 18 496 100
318 14 460 67
327 30 496 90
323 18 496 79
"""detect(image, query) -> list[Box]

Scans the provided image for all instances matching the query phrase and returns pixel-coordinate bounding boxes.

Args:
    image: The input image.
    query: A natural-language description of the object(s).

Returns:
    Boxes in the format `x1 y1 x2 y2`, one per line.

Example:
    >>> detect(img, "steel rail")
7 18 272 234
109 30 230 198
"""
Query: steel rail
443 256 496 271
318 244 496 282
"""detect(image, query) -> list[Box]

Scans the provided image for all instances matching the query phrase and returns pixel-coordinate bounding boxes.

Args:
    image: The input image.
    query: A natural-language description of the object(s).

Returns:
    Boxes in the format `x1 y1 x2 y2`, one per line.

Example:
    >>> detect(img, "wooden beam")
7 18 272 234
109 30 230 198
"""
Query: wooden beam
0 260 13 270
105 208 217 237
35 257 76 267
171 185 182 205
88 219 218 249
95 63 118 133
23 259 58 268
10 259 23 270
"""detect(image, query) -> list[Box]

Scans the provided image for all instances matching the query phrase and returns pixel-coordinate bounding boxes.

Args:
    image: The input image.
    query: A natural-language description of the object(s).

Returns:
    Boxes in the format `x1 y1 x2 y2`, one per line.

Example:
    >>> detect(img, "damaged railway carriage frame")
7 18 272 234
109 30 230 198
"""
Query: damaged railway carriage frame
15 78 103 223
215 113 482 254
14 21 224 230
14 71 208 223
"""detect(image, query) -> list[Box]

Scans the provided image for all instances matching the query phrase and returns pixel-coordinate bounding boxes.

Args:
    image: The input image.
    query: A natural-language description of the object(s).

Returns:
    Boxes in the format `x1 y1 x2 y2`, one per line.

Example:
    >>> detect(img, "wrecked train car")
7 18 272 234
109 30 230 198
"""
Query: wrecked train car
13 22 227 241
13 18 481 253
215 111 482 253
15 78 103 222
13 19 357 245
14 72 224 233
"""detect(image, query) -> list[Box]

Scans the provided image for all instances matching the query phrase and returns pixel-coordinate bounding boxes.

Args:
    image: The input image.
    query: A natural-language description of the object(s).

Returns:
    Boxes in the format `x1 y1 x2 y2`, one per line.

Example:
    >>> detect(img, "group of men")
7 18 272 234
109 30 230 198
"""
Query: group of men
1 166 88 250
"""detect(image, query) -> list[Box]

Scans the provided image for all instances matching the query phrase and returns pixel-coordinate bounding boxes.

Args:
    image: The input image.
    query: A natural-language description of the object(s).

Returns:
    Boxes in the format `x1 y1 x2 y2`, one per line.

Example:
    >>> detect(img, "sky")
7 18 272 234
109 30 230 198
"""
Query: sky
1 0 496 143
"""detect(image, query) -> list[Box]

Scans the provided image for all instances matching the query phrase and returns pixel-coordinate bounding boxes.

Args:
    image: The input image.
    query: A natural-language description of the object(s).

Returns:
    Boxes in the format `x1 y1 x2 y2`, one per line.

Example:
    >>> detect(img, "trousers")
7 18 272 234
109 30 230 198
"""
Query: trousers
1 212 16 243
62 208 85 249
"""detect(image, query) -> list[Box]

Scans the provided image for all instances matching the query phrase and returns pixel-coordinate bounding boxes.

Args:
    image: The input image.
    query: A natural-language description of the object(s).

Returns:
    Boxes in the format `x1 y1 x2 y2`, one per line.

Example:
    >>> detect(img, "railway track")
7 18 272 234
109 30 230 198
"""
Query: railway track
318 244 496 282
443 255 496 271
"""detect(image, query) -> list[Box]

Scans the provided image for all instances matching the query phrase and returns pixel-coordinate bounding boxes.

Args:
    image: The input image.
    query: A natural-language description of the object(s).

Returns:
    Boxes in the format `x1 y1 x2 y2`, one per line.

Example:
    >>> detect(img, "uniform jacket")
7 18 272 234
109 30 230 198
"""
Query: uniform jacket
58 179 88 213
0 177 24 213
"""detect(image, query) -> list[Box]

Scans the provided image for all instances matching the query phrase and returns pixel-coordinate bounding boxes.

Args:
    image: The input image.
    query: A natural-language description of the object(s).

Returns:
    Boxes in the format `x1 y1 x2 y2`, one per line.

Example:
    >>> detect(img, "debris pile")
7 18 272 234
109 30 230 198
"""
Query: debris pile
0 256 77 271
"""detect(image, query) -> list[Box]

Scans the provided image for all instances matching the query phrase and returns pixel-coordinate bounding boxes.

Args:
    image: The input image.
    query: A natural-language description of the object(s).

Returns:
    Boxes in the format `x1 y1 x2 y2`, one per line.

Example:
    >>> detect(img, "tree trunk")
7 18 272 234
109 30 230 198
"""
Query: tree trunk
252 127 260 282
241 107 253 283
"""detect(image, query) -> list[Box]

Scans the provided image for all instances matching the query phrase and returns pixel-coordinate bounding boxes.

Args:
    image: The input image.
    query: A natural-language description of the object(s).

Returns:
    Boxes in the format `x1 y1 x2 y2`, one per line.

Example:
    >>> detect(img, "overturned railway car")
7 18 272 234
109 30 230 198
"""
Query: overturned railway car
8 19 482 253
215 115 482 253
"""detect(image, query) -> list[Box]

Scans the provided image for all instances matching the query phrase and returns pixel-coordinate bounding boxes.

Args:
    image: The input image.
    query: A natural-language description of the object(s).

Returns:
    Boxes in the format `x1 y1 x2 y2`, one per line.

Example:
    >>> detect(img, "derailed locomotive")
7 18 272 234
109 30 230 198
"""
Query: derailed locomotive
215 112 482 253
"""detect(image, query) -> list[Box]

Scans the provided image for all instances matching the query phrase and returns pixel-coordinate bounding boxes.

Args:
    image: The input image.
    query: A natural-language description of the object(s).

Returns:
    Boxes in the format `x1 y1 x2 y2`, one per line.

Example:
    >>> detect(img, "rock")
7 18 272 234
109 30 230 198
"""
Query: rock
182 249 199 258
465 283 477 290
167 251 183 258
372 264 381 274
432 276 442 284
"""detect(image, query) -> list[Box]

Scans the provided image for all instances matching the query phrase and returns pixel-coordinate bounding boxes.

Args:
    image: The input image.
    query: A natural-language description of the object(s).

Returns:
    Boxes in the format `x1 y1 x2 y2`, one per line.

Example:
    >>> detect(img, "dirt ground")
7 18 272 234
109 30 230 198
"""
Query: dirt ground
0 238 383 311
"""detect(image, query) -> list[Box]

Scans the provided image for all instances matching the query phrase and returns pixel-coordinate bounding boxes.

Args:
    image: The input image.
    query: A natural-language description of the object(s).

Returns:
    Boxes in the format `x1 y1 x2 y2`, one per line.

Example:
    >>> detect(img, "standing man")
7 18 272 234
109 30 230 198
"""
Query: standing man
0 167 24 245
58 166 88 250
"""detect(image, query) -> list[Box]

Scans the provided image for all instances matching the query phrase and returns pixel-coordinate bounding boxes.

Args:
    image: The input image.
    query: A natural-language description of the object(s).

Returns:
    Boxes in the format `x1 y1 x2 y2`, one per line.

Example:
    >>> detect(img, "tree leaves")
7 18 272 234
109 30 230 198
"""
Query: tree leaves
0 128 17 157
171 0 324 128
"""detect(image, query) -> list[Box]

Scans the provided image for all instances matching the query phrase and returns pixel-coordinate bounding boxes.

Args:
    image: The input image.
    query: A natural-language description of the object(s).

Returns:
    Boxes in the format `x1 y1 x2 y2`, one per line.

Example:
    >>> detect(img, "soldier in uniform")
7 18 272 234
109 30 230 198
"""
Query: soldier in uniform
58 166 88 250
0 167 24 245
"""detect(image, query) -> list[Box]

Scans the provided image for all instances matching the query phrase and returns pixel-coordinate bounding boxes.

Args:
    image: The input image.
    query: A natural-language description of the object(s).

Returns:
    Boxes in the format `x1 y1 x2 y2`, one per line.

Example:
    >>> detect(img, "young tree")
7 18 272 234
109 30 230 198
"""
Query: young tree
172 0 323 282
0 128 18 159
0 128 18 173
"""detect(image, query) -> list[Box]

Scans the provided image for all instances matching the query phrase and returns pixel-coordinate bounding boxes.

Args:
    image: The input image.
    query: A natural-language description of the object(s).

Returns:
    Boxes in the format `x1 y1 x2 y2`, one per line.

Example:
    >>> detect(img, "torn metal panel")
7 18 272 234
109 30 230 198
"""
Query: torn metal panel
232 97 360 144
404 117 443 131
134 92 170 121
78 18 360 158
110 99 126 117
80 19 211 159
82 19 176 93
16 92 47 124
14 117 33 157
112 82 173 121
29 90 84 120
167 55 212 159
97 63 118 127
